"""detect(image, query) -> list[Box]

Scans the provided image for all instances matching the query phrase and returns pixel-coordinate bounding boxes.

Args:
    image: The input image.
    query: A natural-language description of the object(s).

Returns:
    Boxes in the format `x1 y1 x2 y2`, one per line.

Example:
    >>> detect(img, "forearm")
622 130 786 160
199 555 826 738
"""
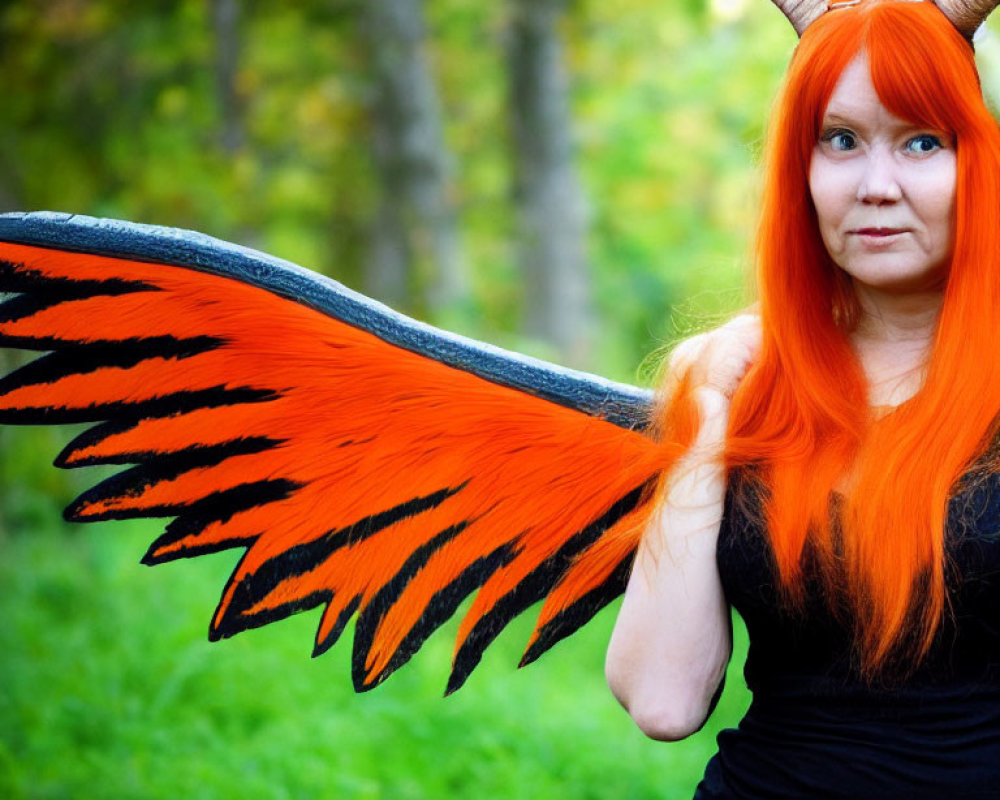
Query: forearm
606 388 732 741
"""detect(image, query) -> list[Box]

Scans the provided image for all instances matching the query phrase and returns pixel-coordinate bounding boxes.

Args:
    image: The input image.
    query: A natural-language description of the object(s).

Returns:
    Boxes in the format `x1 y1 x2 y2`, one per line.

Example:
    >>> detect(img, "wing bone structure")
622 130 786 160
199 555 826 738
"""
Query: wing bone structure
0 211 662 693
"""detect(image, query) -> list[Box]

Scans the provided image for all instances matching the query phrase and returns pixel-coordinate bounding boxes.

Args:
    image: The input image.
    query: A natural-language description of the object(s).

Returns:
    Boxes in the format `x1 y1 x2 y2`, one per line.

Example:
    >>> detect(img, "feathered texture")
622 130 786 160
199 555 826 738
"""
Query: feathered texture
717 0 1000 673
0 237 689 693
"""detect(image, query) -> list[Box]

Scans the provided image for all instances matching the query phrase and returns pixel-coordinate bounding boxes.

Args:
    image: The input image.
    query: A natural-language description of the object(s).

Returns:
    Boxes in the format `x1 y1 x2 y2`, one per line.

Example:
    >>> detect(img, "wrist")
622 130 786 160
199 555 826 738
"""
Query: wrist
692 386 731 424
689 387 730 456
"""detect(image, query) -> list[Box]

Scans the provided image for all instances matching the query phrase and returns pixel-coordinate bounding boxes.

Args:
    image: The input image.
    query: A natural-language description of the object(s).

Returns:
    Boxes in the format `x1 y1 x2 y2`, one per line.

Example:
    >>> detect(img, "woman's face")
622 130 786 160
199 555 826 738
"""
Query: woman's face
808 53 956 295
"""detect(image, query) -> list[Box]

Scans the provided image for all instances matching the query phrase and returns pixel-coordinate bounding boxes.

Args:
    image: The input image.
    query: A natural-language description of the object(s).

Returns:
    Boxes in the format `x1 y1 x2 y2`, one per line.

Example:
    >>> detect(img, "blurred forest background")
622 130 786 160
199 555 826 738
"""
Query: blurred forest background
3 1 1000 798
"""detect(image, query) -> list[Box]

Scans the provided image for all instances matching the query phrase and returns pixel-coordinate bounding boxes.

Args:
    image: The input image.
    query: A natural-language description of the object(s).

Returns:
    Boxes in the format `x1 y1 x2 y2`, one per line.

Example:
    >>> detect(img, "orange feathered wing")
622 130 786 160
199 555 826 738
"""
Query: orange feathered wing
0 213 662 693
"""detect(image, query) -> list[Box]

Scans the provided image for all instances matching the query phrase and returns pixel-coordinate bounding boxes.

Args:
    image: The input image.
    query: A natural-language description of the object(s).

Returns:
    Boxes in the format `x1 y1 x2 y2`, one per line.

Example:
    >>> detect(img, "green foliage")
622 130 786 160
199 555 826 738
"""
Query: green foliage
0 519 751 799
0 0 796 379
565 0 793 377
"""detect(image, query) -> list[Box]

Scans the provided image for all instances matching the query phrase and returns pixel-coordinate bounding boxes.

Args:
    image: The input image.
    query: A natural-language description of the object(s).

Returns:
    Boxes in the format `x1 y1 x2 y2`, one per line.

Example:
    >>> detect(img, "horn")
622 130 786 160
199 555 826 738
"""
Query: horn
770 0 829 35
771 0 998 41
935 0 999 39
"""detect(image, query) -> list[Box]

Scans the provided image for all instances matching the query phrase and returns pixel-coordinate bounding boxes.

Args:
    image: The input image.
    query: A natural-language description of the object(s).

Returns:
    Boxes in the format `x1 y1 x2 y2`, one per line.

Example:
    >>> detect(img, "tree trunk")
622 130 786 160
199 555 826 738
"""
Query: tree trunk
508 0 593 366
361 0 467 314
0 178 20 214
212 0 244 155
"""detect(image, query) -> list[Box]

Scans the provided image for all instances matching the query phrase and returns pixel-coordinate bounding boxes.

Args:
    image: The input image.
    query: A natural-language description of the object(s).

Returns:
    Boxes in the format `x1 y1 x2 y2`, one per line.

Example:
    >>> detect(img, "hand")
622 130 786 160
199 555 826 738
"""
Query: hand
667 314 762 403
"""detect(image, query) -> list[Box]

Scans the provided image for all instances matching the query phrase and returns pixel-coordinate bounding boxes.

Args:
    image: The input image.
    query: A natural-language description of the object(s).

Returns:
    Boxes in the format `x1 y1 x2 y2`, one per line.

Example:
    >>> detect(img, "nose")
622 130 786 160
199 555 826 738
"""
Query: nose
857 148 902 205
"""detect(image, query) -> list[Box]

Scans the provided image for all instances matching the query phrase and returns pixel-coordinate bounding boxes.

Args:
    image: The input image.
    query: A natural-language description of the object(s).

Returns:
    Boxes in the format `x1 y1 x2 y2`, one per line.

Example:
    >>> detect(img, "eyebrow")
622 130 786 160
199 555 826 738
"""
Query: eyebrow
819 111 944 136
821 113 860 126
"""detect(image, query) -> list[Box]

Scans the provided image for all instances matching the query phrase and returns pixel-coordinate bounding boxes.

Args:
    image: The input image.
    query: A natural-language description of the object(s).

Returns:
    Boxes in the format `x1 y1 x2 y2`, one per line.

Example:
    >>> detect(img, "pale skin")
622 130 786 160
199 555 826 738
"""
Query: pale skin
605 51 956 739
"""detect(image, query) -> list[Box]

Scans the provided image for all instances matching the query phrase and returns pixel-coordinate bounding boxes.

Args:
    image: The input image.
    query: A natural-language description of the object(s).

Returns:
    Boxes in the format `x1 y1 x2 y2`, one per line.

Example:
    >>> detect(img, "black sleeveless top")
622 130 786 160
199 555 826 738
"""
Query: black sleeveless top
694 471 1000 799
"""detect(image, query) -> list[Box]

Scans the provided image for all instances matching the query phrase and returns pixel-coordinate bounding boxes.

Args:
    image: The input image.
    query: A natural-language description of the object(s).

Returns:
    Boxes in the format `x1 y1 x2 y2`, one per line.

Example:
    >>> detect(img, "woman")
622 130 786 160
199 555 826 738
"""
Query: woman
607 0 1000 796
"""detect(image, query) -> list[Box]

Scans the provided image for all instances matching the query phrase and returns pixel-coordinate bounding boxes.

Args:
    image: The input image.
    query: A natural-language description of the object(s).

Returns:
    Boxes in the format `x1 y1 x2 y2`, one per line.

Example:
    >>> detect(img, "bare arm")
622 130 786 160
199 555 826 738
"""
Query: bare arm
605 315 760 741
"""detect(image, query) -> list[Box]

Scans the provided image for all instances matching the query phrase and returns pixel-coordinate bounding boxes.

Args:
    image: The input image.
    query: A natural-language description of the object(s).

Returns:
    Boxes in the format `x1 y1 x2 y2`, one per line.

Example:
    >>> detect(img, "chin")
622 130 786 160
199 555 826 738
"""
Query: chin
838 258 949 296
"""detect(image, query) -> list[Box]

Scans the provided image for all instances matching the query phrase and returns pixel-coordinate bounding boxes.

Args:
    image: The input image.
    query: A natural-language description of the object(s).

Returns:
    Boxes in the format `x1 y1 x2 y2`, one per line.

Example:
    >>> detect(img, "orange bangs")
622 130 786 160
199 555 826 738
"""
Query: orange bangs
711 0 1000 674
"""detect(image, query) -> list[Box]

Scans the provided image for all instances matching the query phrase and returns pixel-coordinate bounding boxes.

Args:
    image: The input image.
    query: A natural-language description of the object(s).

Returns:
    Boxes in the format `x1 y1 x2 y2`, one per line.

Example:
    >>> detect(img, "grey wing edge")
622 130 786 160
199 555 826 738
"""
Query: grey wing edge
0 211 653 431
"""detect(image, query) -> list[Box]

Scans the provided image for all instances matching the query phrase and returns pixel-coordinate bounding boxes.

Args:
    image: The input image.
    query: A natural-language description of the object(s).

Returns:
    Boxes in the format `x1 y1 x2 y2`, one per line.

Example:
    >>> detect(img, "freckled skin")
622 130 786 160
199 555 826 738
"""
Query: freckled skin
809 52 957 296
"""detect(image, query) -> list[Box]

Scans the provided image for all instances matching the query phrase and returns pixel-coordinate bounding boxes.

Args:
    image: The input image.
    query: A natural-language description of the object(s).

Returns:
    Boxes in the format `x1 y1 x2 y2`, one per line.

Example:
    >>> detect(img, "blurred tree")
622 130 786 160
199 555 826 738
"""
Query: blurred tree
361 0 468 314
507 0 593 366
212 0 244 155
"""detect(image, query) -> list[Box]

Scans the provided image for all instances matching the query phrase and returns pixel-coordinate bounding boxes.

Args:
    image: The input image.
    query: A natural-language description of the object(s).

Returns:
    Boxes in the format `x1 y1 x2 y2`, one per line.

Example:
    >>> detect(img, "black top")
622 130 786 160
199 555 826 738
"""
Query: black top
694 470 1000 799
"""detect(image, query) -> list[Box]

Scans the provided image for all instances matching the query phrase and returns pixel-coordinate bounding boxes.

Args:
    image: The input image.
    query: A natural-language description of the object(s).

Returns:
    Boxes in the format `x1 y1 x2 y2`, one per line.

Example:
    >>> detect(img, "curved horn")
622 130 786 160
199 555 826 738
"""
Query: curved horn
771 0 998 41
770 0 831 35
934 0 1000 39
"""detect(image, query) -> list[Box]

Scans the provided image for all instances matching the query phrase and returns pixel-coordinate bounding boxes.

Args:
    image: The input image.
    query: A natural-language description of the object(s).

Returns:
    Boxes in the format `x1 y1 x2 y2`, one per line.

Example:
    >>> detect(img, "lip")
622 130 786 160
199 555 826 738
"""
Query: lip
850 227 910 237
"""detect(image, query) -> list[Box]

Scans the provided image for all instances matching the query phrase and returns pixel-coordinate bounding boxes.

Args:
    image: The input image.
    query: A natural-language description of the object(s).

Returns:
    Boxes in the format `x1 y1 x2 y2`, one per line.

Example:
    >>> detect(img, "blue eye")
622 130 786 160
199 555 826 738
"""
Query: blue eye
905 134 943 154
821 129 857 151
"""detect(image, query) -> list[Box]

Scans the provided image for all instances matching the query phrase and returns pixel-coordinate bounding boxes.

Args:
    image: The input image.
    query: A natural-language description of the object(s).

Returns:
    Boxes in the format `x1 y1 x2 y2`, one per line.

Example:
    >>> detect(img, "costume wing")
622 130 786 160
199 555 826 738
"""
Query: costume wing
0 211 662 694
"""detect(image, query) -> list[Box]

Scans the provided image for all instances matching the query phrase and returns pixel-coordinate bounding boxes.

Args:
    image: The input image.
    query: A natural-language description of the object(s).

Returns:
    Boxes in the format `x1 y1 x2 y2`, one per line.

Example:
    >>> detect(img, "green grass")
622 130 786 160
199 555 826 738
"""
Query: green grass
0 518 750 800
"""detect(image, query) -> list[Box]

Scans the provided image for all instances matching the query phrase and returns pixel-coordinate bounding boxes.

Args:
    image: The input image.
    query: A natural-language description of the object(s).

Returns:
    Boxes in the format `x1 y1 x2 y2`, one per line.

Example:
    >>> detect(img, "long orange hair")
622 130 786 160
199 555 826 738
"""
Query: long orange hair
676 0 1000 674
